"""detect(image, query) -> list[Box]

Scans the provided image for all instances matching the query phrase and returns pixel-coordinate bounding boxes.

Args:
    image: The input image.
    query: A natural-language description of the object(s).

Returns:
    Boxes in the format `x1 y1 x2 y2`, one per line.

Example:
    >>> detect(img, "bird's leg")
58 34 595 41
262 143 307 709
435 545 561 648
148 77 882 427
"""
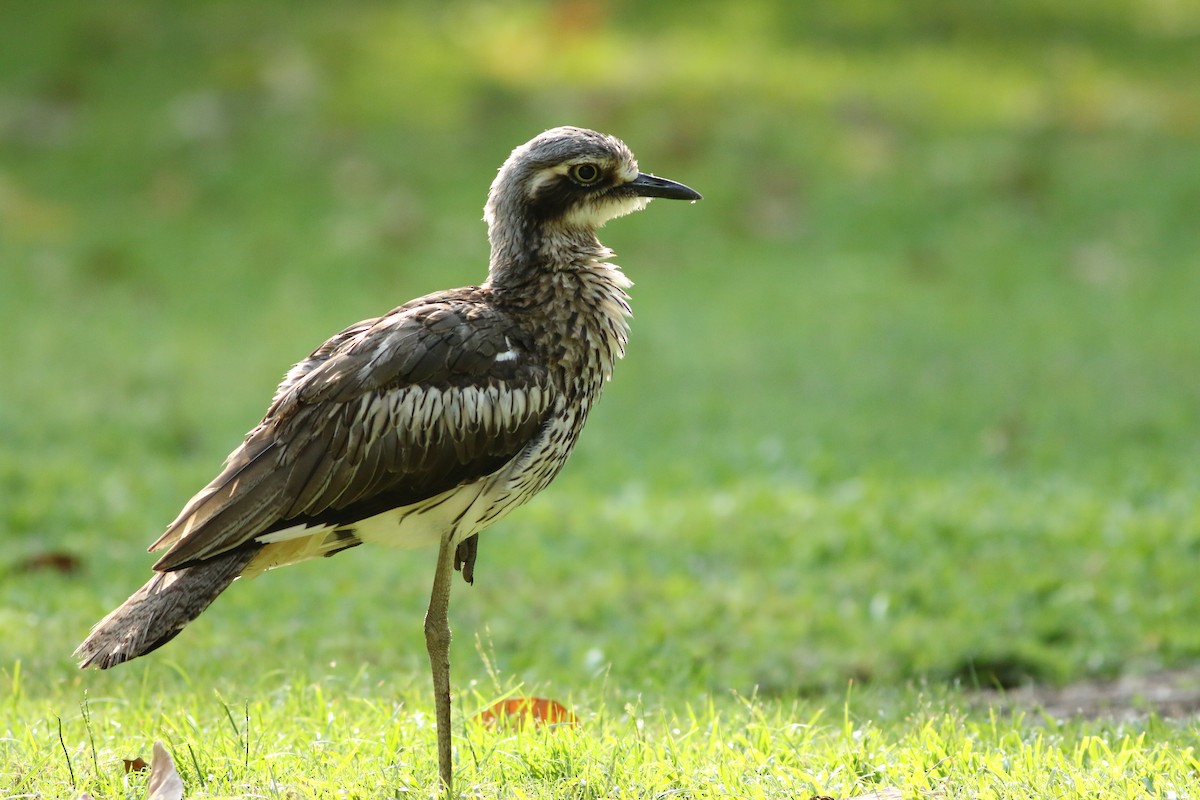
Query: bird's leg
425 532 457 796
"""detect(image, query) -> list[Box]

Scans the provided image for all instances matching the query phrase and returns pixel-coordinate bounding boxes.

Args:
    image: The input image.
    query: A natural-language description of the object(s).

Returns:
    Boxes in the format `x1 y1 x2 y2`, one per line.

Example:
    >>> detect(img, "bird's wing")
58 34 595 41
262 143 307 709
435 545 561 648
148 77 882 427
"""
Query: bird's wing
148 292 554 571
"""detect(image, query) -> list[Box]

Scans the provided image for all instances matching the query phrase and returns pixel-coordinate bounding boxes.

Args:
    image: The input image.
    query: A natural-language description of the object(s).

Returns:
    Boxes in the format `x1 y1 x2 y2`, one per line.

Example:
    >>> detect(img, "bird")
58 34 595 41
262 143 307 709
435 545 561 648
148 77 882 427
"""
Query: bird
75 126 700 793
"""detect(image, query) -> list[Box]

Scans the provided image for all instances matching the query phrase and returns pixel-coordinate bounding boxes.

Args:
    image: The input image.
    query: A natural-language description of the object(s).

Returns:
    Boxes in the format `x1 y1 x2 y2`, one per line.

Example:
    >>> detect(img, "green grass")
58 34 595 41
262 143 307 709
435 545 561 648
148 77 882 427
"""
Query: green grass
4 1 1200 796
10 677 1200 798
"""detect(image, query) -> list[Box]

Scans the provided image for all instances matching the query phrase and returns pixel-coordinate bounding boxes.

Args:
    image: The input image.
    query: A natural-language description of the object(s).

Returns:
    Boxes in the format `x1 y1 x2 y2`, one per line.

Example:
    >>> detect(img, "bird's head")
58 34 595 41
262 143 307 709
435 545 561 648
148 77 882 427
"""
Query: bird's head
485 127 701 247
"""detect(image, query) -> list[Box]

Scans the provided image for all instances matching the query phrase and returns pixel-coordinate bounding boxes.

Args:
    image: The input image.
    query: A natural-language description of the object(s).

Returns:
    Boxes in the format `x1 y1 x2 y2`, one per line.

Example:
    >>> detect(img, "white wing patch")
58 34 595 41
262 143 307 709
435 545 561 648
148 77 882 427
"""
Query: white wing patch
494 336 519 363
247 523 360 577
256 522 320 544
379 381 549 441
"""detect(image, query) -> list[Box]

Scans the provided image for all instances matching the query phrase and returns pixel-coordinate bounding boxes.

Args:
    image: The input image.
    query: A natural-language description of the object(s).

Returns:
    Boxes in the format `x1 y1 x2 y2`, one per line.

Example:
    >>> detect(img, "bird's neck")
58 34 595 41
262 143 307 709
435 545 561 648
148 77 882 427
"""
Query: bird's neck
485 224 632 383
486 220 603 283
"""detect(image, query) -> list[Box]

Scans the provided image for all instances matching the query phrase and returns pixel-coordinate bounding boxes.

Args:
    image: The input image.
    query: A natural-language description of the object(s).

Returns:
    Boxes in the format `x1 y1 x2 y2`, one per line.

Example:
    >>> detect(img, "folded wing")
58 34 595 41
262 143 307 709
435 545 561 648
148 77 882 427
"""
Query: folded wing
149 292 554 571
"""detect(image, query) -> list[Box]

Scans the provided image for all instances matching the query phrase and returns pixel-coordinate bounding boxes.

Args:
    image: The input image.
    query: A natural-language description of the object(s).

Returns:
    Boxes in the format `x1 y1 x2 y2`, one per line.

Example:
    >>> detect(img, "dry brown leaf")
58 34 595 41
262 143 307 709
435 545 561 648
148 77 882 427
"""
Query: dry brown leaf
124 756 149 772
15 551 82 574
474 697 577 728
144 741 184 800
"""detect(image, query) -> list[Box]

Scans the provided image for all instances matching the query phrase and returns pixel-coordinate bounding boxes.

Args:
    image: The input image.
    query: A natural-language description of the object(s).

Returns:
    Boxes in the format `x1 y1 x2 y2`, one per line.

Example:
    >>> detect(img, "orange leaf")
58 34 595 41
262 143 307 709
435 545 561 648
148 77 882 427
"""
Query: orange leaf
123 756 149 773
474 697 577 728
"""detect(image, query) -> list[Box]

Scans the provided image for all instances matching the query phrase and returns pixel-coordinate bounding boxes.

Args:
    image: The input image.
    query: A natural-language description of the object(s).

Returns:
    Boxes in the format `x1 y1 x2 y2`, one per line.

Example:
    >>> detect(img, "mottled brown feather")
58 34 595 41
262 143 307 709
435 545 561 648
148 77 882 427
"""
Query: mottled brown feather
150 295 552 571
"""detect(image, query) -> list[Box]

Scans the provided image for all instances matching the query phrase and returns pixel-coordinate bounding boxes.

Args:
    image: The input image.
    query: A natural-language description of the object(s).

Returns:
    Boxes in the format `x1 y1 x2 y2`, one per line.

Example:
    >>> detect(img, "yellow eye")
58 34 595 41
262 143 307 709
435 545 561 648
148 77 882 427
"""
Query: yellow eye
569 163 601 185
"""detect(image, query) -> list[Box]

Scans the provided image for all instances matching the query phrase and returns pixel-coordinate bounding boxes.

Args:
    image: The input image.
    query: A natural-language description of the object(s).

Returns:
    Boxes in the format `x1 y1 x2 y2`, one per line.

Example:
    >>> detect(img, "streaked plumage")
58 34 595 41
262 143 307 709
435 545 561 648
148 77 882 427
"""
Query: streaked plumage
75 126 699 792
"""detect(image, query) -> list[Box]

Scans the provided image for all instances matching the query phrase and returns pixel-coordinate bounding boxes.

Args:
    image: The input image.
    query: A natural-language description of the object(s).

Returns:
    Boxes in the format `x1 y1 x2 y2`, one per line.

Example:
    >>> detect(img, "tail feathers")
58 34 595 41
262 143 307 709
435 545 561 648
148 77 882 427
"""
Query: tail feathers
75 547 259 669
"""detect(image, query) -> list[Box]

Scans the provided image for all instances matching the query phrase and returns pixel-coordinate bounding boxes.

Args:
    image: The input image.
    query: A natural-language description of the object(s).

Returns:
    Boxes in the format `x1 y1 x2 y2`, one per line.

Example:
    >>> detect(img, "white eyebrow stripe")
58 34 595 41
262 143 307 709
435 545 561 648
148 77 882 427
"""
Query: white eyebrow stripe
526 168 560 196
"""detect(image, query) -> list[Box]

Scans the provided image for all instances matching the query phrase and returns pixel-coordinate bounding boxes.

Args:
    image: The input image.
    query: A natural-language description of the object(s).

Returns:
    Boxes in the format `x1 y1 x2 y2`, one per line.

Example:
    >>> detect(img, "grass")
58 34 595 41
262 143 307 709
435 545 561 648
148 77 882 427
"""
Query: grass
10 677 1200 798
3 1 1200 797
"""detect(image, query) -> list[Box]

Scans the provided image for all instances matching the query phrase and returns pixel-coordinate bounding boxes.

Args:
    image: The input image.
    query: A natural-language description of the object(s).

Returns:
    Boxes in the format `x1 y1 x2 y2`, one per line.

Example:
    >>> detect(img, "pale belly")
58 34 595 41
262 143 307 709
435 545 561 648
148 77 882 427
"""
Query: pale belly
241 480 496 578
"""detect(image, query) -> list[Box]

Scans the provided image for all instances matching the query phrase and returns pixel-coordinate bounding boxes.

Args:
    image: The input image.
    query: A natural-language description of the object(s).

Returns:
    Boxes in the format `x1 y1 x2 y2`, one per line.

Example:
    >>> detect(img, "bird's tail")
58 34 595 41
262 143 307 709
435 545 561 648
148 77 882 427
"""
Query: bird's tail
75 547 259 669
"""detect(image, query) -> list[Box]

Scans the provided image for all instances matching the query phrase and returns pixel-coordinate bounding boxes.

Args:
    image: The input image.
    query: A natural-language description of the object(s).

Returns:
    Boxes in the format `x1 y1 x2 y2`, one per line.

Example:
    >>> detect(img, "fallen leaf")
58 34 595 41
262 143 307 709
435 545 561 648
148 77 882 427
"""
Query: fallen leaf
474 697 577 728
15 551 83 574
124 756 149 773
145 741 184 800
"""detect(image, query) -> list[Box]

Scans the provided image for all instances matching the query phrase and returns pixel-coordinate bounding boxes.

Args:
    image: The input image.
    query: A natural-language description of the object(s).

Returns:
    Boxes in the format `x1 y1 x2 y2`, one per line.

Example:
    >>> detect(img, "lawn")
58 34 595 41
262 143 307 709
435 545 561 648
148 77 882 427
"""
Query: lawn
3 2 1200 797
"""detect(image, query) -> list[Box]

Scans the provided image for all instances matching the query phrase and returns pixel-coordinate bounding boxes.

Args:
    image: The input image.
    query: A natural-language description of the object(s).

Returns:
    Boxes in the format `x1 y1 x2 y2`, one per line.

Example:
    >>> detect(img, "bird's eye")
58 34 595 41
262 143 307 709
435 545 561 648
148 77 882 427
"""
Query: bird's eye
569 163 602 186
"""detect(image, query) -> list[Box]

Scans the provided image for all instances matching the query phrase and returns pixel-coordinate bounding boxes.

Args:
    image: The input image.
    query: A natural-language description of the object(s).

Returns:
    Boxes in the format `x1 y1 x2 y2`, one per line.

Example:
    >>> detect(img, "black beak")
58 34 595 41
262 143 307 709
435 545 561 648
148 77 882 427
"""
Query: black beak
627 172 702 201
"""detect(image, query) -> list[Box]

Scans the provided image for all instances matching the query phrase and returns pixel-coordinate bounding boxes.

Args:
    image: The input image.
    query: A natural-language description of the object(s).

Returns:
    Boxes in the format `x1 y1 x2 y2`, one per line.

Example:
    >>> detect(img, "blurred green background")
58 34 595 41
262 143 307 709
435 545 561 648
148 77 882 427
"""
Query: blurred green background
3 0 1199 699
